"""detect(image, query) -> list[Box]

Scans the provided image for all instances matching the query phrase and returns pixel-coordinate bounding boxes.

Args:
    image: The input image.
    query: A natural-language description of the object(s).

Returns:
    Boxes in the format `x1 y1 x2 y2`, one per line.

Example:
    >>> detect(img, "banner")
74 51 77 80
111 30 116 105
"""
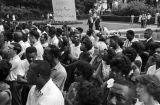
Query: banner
52 0 77 21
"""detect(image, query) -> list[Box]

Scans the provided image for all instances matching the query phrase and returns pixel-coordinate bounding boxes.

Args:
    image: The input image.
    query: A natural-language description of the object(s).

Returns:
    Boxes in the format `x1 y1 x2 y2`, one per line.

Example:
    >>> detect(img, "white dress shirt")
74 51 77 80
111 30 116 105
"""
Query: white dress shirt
26 79 64 105
6 55 23 81
33 41 44 60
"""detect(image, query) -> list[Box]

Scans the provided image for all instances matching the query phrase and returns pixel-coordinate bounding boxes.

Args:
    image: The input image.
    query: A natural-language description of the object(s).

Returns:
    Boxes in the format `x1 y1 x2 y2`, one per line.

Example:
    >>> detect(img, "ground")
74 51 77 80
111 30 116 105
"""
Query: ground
53 20 157 32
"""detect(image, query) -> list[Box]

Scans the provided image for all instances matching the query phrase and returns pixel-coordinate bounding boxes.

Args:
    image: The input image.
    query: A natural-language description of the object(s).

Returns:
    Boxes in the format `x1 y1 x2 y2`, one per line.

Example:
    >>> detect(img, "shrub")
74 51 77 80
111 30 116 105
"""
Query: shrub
112 1 157 16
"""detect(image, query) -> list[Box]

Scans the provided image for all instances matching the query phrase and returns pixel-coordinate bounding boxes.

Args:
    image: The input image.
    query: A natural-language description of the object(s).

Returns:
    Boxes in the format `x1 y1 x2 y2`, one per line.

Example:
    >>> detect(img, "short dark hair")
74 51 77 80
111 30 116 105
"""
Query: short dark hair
29 30 40 40
76 27 83 33
26 46 37 55
145 28 153 35
76 60 93 80
123 47 137 62
11 42 22 54
13 32 23 42
82 37 93 51
76 81 102 105
131 41 145 54
31 60 51 79
136 75 160 103
110 55 131 77
56 28 63 35
48 45 61 58
49 26 56 36
127 30 135 37
109 35 124 48
0 60 12 81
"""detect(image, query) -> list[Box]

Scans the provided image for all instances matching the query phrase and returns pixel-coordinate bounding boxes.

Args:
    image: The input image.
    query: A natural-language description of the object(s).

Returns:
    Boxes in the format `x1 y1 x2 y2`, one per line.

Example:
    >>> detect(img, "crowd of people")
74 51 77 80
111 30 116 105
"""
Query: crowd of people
0 18 160 105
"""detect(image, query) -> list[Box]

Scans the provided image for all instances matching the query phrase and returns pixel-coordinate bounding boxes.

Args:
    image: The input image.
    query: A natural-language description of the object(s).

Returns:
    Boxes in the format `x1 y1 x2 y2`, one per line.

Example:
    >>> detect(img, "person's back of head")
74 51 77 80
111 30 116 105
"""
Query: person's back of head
49 26 56 38
110 54 131 79
29 30 40 40
76 81 102 105
29 60 51 81
123 47 137 62
13 31 23 43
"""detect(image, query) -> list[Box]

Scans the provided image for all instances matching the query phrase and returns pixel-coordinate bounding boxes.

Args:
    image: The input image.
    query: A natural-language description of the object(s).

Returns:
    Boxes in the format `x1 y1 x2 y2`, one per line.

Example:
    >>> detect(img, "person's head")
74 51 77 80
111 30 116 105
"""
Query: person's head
27 60 51 85
131 41 145 54
110 55 131 80
80 37 92 52
56 28 63 37
102 48 116 65
29 30 40 44
26 46 37 64
43 45 60 66
71 30 81 45
7 42 21 58
136 75 160 103
126 30 135 41
94 41 107 55
123 47 137 62
0 60 11 81
49 26 56 38
40 33 48 44
144 29 153 39
76 27 83 34
153 45 160 65
74 60 93 81
107 79 136 105
109 36 123 49
76 81 102 105
13 31 23 43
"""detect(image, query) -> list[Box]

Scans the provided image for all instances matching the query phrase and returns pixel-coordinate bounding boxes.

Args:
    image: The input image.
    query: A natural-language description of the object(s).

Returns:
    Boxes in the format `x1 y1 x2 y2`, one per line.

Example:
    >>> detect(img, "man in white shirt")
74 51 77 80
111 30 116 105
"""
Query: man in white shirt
29 30 44 60
43 45 67 92
5 42 23 105
123 30 139 49
26 60 64 105
69 31 82 61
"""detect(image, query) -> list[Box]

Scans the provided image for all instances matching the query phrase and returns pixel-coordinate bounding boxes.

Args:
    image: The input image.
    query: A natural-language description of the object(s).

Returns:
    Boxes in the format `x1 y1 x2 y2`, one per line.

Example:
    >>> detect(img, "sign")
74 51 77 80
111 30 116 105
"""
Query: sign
52 0 77 21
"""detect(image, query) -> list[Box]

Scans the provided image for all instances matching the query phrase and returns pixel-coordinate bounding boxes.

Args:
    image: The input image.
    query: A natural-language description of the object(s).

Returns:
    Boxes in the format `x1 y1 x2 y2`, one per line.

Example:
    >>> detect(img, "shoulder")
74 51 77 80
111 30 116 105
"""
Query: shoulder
0 91 10 104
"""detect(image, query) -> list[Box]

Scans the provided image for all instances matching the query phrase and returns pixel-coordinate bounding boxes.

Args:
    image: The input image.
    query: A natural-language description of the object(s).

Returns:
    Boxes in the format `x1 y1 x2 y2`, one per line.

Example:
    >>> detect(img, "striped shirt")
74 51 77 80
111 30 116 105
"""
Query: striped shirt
123 37 139 49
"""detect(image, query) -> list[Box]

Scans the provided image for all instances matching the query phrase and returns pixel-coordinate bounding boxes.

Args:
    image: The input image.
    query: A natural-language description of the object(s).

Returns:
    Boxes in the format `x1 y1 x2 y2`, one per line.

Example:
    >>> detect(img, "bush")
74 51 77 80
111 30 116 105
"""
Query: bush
112 1 157 16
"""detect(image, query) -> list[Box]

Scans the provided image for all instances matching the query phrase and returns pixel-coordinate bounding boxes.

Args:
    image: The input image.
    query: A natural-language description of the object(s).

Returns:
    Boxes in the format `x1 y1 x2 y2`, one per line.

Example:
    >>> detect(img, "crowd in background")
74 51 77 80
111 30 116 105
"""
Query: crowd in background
0 18 160 105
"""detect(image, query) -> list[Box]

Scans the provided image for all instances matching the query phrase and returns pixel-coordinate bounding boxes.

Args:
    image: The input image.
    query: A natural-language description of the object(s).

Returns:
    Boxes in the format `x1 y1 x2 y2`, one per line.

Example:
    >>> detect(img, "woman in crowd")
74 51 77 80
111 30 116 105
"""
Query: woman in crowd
136 75 160 105
65 60 94 105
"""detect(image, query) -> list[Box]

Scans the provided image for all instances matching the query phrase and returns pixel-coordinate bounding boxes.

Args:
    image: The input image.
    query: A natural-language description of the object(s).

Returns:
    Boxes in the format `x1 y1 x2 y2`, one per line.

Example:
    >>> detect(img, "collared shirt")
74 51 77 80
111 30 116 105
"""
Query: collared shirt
26 79 64 105
123 37 139 48
51 62 67 92
6 55 23 81
33 41 44 60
